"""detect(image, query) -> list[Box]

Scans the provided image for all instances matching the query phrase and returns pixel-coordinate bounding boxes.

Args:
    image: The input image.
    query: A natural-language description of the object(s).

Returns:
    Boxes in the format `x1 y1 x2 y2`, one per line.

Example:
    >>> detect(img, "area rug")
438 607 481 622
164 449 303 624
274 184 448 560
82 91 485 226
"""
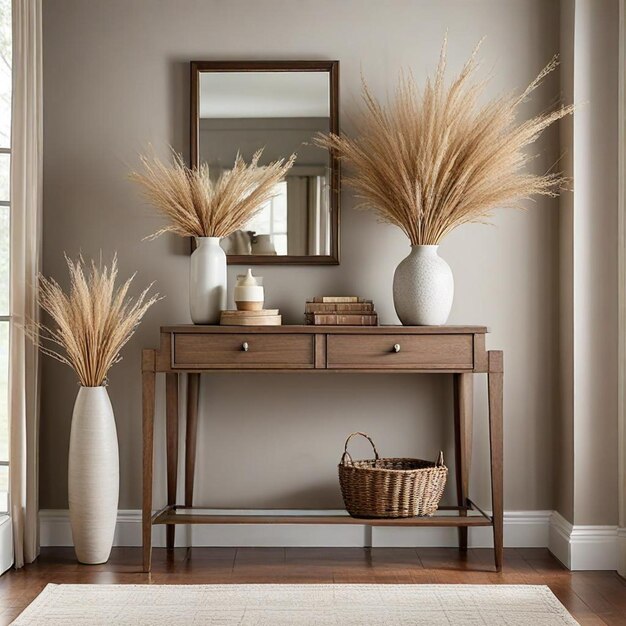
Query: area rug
12 583 578 625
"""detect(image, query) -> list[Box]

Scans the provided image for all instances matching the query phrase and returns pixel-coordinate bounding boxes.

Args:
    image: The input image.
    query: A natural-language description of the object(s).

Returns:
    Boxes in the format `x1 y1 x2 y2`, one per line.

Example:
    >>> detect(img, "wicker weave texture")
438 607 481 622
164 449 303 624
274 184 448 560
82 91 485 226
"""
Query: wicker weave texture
338 432 448 518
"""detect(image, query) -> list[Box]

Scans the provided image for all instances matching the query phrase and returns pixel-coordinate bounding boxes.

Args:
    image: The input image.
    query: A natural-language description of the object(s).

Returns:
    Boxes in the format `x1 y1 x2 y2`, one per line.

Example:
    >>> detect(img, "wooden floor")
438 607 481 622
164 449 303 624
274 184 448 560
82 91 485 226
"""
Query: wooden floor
0 547 623 624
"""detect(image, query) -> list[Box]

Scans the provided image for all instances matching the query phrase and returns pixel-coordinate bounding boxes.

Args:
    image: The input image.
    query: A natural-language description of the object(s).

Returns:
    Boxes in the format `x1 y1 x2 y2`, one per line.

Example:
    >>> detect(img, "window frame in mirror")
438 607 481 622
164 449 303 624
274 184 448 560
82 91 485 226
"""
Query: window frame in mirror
190 60 340 265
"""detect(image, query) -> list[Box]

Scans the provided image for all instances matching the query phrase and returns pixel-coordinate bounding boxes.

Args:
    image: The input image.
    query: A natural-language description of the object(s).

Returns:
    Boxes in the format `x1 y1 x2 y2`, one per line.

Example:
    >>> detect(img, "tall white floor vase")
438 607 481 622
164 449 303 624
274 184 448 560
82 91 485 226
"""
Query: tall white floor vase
393 245 454 325
68 386 119 565
190 236 227 324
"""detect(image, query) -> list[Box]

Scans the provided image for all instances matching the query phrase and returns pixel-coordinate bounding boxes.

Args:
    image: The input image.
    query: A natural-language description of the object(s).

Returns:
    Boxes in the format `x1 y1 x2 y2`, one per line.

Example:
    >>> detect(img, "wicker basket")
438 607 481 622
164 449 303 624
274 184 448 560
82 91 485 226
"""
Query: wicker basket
338 432 448 519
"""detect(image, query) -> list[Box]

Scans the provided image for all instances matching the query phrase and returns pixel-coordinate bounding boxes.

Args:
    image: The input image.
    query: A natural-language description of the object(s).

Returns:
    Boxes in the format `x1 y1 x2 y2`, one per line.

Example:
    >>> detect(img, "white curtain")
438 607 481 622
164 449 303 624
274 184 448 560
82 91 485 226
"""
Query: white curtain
9 0 42 569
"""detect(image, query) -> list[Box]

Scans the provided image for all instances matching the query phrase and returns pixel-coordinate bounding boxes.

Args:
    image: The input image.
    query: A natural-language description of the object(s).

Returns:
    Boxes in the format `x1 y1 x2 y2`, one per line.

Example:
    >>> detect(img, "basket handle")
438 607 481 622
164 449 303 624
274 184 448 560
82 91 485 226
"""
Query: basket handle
436 451 445 467
340 432 380 466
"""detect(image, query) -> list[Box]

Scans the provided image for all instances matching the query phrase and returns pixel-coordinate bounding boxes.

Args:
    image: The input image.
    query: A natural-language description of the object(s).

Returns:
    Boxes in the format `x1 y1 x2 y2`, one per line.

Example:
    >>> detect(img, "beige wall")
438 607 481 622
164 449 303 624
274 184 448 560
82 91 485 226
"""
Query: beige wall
40 0 562 513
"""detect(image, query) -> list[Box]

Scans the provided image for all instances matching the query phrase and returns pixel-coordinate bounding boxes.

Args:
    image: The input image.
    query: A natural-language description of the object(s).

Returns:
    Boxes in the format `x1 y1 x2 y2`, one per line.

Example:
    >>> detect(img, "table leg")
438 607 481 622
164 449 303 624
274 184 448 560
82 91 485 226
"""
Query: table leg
142 350 156 573
185 373 200 507
454 372 473 551
488 351 504 572
165 373 179 550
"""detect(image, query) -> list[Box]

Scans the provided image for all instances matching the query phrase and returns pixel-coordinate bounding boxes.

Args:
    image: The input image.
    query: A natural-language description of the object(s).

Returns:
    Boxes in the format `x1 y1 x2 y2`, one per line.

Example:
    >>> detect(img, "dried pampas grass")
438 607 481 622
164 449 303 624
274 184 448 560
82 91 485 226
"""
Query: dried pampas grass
32 255 160 387
315 39 574 245
129 149 296 239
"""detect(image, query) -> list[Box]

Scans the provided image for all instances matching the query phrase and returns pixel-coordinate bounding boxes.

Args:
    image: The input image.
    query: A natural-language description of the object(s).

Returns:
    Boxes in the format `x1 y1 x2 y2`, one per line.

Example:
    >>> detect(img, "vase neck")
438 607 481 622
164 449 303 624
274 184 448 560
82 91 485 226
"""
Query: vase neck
196 236 221 246
411 244 439 255
77 385 109 398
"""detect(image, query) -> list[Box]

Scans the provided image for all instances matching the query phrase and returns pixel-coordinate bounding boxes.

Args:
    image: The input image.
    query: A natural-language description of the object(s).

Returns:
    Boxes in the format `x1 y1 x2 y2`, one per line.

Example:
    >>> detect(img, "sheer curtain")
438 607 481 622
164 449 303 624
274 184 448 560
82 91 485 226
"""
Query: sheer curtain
9 0 42 569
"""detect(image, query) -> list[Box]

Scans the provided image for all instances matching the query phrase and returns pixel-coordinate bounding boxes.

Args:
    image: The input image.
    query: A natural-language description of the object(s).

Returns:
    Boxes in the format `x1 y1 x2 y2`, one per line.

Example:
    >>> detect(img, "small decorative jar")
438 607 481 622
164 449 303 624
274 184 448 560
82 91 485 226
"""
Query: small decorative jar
234 269 264 311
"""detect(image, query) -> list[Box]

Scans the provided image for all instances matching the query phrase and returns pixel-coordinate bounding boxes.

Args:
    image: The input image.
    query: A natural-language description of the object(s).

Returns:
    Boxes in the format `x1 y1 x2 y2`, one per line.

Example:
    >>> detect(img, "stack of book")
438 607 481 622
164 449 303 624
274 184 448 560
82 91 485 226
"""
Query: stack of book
305 296 378 326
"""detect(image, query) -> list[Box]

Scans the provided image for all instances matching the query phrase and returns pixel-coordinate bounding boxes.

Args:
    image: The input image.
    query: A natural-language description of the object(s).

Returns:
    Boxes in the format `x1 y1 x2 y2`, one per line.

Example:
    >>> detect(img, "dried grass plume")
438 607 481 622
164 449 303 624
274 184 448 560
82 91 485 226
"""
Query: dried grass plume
129 149 296 239
315 39 574 245
31 255 160 387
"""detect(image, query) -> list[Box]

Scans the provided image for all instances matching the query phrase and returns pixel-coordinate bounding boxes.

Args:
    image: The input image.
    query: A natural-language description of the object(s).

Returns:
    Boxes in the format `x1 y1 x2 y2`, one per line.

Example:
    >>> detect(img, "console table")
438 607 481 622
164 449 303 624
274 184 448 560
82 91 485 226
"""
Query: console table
141 325 503 572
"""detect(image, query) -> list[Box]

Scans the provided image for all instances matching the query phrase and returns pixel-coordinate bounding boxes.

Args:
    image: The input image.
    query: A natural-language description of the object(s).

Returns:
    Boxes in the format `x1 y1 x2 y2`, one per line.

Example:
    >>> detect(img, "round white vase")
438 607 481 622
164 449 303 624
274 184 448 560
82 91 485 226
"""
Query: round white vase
190 237 227 324
393 245 454 325
68 386 119 565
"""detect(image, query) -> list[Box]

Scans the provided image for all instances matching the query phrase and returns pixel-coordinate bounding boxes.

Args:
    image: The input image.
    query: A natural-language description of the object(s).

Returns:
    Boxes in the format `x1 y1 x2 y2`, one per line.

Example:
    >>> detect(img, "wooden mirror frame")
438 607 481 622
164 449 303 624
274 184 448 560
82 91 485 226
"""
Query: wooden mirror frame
190 60 340 265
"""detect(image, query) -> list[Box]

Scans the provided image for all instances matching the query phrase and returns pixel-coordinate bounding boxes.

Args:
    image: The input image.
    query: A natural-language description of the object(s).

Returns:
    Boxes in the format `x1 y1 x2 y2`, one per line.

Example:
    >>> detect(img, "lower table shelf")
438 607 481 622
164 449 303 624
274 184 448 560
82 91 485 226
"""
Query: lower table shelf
152 505 493 528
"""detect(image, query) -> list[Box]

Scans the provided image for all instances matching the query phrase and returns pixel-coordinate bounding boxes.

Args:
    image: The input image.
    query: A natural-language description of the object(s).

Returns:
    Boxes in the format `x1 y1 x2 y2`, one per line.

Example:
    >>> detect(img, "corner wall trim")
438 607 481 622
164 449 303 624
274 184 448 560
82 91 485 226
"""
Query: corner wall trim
548 511 621 570
618 0 626 582
618 527 626 576
40 508 553 549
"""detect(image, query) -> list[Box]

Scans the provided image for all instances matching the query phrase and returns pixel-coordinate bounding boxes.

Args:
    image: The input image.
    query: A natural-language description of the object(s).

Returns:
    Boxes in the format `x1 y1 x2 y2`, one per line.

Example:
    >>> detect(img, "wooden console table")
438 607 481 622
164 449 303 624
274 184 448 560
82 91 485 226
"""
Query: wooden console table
141 325 503 572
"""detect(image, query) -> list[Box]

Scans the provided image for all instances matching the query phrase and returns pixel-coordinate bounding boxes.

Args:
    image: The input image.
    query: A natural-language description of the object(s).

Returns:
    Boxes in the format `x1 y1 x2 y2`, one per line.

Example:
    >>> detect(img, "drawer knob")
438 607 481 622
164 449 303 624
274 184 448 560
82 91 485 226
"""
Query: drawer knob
242 342 249 352
393 343 401 353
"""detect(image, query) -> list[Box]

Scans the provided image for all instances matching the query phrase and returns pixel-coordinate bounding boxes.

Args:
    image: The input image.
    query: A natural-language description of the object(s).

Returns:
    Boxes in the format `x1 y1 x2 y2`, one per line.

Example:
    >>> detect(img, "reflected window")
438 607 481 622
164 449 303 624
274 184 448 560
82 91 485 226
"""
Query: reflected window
247 181 288 255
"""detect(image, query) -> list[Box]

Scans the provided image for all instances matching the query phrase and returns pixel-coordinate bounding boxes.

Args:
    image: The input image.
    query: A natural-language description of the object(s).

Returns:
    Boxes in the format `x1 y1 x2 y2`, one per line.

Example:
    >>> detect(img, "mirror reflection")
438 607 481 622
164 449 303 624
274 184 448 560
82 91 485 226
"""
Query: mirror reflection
197 70 333 257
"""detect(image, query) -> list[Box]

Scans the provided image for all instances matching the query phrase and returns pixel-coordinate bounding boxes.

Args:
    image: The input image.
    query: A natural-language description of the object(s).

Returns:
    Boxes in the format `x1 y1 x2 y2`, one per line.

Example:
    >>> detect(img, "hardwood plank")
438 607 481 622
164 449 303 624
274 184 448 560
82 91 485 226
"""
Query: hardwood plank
235 547 286 565
286 547 376 566
417 547 494 575
570 572 626 620
182 547 237 565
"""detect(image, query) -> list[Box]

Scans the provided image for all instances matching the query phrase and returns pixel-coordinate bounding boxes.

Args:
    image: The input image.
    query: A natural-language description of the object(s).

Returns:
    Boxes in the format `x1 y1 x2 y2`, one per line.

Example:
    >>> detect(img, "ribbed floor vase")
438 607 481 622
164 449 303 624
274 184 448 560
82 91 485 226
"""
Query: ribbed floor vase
68 386 119 565
393 245 454 325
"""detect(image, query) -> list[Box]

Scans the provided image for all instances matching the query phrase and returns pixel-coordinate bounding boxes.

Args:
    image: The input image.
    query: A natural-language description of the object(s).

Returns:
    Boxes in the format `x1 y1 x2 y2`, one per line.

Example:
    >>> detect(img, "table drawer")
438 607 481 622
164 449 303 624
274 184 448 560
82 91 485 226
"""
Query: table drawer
326 334 473 369
172 333 314 369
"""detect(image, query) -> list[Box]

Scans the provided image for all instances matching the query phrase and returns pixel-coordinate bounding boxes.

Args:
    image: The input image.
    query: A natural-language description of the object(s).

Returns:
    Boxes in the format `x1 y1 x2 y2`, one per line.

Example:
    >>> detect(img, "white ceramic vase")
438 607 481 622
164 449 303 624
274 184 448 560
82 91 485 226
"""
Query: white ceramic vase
190 237 227 324
68 386 119 565
392 245 454 325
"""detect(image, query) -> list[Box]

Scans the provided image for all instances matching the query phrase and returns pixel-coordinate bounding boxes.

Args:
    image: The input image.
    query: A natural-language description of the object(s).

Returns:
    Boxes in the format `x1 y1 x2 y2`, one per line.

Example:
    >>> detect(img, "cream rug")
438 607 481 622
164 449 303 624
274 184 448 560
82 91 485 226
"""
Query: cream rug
12 584 578 625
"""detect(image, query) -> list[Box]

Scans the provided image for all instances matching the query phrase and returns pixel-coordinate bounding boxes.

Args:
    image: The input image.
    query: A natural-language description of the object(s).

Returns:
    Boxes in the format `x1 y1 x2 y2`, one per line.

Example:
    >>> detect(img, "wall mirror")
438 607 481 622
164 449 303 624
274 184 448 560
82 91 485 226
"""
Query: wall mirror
191 61 340 264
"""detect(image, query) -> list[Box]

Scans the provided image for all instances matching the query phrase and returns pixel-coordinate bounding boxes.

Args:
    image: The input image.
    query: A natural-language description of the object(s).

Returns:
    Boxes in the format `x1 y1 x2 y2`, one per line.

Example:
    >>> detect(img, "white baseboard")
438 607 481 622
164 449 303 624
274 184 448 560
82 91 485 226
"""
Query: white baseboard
38 509 623 570
40 509 551 550
548 511 572 567
374 510 551 548
548 511 621 570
